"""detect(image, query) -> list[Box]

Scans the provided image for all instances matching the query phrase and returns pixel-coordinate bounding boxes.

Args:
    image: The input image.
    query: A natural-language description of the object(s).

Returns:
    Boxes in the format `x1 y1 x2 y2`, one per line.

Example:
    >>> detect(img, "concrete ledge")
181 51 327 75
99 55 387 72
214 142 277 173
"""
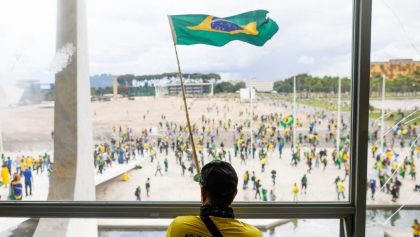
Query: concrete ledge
384 229 411 237
97 218 292 232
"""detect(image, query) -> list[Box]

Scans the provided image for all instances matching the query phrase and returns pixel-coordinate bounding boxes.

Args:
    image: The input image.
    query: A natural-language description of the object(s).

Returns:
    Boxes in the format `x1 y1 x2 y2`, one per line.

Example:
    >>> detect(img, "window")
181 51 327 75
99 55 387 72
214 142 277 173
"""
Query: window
0 0 375 236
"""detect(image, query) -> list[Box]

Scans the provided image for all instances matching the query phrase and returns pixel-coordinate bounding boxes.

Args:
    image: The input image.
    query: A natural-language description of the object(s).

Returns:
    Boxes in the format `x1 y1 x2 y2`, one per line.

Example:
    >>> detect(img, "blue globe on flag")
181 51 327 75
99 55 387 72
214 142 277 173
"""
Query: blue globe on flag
211 18 244 32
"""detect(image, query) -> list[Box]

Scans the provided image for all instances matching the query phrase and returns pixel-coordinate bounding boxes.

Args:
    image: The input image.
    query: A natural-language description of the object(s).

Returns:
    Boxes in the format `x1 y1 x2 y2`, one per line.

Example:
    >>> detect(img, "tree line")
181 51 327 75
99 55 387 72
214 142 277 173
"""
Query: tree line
273 74 351 93
93 72 419 96
273 73 419 94
370 74 419 93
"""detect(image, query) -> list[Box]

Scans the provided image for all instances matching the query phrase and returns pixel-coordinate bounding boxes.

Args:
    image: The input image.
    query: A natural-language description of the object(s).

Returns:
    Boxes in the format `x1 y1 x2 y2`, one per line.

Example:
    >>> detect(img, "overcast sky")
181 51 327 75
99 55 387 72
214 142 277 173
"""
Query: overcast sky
0 0 419 83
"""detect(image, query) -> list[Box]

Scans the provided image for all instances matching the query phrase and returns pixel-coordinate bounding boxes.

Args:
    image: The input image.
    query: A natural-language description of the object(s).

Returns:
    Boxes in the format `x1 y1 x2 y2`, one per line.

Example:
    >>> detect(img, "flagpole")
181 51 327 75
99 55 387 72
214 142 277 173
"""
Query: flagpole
172 43 201 173
293 76 297 152
380 74 386 153
336 76 341 153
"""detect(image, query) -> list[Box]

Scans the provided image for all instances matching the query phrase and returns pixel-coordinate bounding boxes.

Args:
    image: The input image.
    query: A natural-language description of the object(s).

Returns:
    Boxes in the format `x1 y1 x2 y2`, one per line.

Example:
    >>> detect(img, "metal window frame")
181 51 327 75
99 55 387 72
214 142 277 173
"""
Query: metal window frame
0 0 372 236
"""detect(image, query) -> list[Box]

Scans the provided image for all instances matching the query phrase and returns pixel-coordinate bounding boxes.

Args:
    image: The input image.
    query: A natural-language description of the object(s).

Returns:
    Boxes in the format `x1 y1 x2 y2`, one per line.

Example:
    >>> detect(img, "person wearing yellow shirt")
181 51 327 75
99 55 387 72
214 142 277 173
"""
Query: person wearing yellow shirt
26 157 33 169
242 171 249 190
261 158 267 173
337 180 345 200
197 144 203 155
166 161 261 237
20 160 27 175
292 183 299 201
1 163 10 188
412 219 420 237
268 143 274 152
386 150 393 160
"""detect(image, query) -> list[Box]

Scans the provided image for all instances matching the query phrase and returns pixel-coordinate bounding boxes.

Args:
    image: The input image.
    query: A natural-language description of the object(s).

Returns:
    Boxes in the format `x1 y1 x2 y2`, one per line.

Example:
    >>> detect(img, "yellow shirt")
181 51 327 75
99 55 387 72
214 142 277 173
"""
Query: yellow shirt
166 216 261 237
337 181 345 192
292 185 299 195
413 223 420 235
1 167 10 185
26 157 33 167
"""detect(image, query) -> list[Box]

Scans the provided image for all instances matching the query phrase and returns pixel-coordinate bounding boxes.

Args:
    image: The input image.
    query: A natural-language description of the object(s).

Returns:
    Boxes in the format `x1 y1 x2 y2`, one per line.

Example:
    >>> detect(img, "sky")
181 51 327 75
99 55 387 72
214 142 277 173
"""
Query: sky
0 0 419 84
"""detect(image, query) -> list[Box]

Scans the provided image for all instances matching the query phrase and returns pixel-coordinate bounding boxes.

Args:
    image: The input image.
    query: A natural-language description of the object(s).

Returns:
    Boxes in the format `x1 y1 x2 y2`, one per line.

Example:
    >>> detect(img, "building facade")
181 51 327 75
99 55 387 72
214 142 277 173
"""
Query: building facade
370 59 420 79
246 80 274 92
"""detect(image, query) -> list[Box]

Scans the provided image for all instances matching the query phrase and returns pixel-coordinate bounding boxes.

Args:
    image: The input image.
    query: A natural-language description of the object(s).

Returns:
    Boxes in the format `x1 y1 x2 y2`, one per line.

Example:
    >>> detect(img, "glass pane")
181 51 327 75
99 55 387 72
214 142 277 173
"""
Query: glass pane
0 1 56 201
0 218 340 237
366 210 419 237
367 0 419 204
366 1 420 236
91 0 353 202
1 0 353 202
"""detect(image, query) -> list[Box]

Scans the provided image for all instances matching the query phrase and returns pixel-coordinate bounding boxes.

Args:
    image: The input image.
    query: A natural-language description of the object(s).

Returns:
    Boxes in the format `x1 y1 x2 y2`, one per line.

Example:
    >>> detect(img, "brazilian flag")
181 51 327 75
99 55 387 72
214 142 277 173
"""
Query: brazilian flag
280 115 294 128
168 10 279 46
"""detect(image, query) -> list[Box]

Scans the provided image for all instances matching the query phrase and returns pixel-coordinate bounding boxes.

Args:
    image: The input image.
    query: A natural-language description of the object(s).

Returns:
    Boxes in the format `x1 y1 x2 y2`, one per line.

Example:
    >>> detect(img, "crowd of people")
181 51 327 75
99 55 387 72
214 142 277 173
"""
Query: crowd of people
1 100 418 204
0 153 52 200
90 100 418 203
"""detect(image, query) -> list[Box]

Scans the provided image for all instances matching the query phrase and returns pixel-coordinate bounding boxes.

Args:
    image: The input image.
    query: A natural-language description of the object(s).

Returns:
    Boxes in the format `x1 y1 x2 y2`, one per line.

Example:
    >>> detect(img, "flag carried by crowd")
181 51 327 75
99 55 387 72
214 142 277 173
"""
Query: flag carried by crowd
280 115 294 128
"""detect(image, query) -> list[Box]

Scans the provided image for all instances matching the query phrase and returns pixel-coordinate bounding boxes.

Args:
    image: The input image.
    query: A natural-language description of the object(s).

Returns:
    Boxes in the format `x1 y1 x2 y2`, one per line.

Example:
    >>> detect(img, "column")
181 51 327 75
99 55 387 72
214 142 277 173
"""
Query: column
34 0 97 236
113 76 119 101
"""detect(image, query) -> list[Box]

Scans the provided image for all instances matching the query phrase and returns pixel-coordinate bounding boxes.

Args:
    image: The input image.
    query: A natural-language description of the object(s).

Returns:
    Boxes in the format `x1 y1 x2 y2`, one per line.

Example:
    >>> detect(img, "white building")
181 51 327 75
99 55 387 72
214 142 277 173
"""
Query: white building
246 80 274 92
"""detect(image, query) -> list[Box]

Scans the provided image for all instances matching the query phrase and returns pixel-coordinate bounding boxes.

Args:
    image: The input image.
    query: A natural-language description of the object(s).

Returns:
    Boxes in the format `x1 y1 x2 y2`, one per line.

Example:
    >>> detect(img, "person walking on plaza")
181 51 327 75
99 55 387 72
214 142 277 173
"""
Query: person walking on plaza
271 170 277 186
181 161 186 176
164 157 169 172
155 162 163 176
135 185 141 201
145 178 151 197
412 219 420 237
242 171 249 190
23 168 33 196
251 171 257 190
261 157 267 173
292 183 300 202
301 174 308 194
254 179 262 200
391 183 399 202
6 157 12 175
1 163 10 189
334 176 341 193
270 189 277 201
369 179 377 200
11 173 23 200
337 180 345 200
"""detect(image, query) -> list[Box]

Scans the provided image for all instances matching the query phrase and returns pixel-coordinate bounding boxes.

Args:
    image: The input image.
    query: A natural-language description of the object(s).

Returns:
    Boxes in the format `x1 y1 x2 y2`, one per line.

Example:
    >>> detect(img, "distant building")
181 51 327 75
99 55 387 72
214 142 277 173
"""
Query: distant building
370 59 420 79
16 80 54 104
240 88 256 102
155 83 214 96
246 80 274 92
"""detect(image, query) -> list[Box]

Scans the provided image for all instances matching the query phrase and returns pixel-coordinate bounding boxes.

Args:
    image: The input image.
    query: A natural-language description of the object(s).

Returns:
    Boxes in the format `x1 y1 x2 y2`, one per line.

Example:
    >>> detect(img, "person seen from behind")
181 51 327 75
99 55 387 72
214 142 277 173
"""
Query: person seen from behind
166 160 261 237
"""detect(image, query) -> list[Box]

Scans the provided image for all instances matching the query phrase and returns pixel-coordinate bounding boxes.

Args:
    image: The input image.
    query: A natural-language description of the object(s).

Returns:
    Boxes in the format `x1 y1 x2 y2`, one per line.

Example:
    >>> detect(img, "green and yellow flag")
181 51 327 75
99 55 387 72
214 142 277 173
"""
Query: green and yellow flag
280 115 294 128
168 10 278 47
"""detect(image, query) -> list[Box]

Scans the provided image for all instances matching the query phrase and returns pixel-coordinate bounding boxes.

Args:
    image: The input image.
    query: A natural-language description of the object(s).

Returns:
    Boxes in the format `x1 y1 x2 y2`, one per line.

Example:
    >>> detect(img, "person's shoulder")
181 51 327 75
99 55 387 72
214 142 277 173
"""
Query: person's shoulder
235 220 262 236
170 216 201 226
167 216 204 237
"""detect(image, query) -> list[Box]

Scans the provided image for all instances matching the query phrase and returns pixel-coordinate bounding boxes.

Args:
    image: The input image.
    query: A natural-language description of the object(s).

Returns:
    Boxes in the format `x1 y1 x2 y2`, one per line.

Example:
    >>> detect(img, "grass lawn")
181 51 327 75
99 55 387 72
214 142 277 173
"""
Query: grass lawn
298 99 351 112
369 110 419 125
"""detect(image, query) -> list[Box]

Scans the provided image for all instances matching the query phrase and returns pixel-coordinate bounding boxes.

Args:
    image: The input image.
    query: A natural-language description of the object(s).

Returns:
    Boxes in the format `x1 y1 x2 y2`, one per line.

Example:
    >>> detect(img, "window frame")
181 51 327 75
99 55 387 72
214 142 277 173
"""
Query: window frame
0 0 372 236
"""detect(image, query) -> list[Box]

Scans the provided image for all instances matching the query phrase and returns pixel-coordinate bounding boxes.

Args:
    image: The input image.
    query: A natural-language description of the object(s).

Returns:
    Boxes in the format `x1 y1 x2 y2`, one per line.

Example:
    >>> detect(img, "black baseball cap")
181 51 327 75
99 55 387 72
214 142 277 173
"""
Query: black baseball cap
194 160 238 197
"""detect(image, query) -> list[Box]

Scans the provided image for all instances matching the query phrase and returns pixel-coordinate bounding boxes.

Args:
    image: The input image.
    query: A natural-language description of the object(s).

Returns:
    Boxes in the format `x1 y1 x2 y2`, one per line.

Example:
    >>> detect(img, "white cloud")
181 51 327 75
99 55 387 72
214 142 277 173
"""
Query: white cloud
298 56 315 65
0 0 419 84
